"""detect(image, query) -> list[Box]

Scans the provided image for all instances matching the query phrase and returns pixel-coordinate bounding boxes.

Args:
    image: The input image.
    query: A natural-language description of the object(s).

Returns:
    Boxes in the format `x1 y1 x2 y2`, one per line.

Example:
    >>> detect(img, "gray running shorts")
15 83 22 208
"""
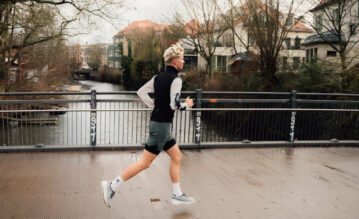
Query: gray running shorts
145 121 176 155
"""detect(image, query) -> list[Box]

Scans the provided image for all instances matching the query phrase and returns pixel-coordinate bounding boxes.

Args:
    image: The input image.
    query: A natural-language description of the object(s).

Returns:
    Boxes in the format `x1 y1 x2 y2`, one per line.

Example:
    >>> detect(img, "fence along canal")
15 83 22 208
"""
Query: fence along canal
0 90 358 151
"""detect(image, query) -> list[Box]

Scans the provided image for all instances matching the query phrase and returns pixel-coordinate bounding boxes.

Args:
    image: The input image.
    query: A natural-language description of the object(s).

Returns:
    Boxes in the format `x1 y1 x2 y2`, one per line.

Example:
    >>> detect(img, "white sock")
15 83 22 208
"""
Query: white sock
111 176 123 191
172 183 183 197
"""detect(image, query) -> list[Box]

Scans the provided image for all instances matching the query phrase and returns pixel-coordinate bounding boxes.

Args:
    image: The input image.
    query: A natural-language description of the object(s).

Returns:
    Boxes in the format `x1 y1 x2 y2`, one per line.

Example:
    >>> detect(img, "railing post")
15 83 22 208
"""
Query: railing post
195 89 202 146
90 90 97 147
289 90 296 142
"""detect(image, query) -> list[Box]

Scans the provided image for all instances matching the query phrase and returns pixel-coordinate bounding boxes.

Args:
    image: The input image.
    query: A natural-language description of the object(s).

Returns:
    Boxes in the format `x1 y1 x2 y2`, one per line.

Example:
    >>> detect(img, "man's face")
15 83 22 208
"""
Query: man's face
173 56 185 71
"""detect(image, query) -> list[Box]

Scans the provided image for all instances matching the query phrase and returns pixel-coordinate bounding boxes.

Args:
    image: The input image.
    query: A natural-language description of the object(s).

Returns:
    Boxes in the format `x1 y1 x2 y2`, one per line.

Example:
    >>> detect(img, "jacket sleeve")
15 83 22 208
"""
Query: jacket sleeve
137 76 155 108
170 78 189 111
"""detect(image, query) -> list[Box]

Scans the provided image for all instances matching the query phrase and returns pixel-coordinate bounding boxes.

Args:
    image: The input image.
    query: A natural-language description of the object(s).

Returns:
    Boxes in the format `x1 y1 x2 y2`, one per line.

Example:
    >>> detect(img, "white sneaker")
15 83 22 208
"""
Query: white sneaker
171 193 195 205
101 181 115 207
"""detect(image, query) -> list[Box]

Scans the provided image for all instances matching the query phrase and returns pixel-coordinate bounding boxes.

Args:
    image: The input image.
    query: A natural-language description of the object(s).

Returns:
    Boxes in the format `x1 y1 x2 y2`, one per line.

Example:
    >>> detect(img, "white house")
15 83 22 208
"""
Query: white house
302 0 359 70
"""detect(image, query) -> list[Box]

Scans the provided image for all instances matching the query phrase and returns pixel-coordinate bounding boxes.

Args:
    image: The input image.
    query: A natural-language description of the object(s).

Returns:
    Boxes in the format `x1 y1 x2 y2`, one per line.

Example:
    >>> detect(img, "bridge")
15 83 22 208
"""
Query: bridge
0 91 358 218
72 69 98 80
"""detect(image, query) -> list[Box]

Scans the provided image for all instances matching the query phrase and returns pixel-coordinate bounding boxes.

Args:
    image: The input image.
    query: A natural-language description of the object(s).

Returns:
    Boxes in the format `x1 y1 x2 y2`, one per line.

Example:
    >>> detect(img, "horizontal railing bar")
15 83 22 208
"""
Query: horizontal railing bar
1 91 358 97
0 99 90 104
0 92 91 96
96 91 197 95
201 91 291 95
97 99 141 103
297 99 359 104
202 99 290 103
2 98 358 105
1 141 359 152
1 108 359 113
297 92 359 97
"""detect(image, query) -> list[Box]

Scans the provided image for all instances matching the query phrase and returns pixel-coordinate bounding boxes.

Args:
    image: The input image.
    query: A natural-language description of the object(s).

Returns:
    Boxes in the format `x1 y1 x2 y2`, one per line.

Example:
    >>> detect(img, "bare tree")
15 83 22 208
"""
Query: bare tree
223 0 304 89
305 0 359 79
215 0 250 54
0 0 126 90
174 0 229 76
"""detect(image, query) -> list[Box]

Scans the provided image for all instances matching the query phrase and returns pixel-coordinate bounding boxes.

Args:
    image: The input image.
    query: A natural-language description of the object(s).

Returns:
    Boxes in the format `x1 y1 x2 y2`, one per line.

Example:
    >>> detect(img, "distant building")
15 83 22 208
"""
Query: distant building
81 43 108 70
113 20 168 58
107 35 121 69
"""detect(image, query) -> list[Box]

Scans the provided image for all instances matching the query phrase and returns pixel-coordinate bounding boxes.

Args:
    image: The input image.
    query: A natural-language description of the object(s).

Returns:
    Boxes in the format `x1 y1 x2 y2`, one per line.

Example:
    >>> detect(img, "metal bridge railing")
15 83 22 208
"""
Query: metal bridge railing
0 90 358 151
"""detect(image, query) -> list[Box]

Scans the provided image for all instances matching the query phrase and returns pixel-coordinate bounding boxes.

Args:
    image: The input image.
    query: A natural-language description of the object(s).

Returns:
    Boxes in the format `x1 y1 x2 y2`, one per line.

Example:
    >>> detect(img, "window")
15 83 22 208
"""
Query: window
294 37 301 49
283 56 288 67
217 56 228 73
115 61 120 68
284 38 291 49
293 57 300 68
184 56 198 70
115 49 120 57
223 34 233 47
315 14 323 32
286 14 293 26
214 39 223 47
306 49 309 63
332 8 339 25
327 51 337 57
314 48 318 58
350 24 357 35
310 49 313 60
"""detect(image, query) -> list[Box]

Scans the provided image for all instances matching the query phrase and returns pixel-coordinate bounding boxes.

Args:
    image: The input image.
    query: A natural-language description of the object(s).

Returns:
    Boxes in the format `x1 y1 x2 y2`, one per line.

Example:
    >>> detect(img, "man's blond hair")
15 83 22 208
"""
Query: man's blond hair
163 43 184 65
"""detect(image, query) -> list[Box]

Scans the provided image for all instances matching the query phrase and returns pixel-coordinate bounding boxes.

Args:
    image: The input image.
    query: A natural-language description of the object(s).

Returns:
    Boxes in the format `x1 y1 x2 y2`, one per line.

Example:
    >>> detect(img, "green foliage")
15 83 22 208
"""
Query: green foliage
294 61 342 93
122 29 164 89
87 46 102 71
0 60 5 79
130 59 158 89
345 64 359 93
183 70 265 92
95 66 121 83
121 56 133 89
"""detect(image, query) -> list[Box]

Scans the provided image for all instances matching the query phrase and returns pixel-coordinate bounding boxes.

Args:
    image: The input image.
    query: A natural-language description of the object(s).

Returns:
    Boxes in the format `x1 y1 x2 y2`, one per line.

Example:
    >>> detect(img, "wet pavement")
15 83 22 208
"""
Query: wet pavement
0 147 359 219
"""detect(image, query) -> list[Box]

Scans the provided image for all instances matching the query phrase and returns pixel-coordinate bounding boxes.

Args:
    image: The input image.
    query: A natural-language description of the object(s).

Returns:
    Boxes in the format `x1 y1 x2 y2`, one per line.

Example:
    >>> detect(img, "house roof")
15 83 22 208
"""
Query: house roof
184 19 201 36
232 2 312 33
310 0 339 12
290 22 313 33
302 30 346 46
115 20 168 37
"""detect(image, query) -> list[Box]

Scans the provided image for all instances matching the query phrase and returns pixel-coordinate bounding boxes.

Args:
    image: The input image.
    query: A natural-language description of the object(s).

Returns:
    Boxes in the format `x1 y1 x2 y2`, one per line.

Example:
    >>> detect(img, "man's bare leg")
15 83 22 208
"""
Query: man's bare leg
166 144 182 183
119 149 157 181
101 149 157 207
166 144 195 205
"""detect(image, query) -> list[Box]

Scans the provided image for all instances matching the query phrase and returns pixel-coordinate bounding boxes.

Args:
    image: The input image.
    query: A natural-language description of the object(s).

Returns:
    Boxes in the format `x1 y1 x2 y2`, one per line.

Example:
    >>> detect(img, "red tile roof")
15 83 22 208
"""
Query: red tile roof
290 22 313 33
115 20 168 37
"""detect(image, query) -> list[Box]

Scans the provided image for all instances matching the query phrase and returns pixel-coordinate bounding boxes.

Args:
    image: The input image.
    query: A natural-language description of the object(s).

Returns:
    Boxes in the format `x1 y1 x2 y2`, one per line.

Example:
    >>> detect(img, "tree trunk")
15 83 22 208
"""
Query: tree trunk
339 51 347 89
260 57 280 90
205 57 214 77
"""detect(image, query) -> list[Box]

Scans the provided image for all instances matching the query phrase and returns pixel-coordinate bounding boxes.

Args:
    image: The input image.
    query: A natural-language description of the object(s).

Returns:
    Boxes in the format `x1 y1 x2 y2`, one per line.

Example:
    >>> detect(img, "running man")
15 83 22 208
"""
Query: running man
101 43 195 207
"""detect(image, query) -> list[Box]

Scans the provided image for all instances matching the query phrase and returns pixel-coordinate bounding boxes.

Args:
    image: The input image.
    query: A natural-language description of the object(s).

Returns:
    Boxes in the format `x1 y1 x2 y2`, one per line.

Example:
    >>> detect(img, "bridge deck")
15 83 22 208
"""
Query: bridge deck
0 147 359 219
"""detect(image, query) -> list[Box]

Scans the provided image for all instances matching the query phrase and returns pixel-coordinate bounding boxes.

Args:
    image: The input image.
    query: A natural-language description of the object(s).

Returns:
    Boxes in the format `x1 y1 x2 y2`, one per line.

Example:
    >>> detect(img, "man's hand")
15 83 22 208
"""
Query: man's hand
185 96 194 108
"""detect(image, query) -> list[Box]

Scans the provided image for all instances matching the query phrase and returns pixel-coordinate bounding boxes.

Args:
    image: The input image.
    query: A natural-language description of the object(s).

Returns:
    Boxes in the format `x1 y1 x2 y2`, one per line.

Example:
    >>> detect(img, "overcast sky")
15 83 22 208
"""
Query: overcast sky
69 0 312 45
70 0 183 45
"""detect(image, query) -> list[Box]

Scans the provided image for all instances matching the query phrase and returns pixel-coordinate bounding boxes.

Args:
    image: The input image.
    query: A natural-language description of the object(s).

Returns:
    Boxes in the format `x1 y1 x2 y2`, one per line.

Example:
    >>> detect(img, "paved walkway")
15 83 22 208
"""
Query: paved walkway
0 147 359 219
